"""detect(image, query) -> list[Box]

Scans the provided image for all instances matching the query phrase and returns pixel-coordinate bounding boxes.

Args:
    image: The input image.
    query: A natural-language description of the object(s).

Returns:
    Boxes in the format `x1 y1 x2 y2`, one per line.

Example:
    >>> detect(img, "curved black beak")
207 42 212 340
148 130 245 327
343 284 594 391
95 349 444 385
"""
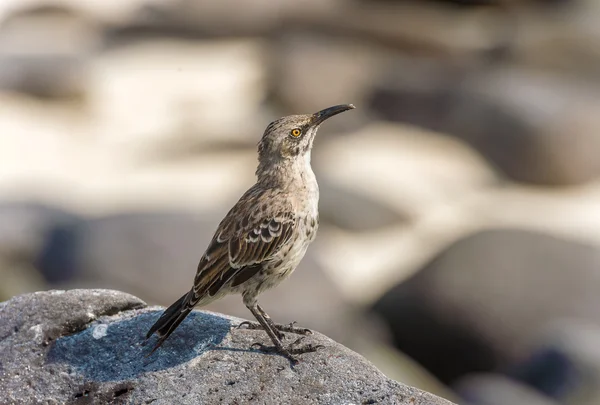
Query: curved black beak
312 104 355 126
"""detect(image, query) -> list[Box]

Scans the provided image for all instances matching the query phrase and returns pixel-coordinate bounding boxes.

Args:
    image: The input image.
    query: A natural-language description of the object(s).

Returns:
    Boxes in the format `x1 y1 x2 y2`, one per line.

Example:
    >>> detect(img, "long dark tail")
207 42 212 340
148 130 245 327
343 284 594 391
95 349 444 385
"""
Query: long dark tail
145 292 192 355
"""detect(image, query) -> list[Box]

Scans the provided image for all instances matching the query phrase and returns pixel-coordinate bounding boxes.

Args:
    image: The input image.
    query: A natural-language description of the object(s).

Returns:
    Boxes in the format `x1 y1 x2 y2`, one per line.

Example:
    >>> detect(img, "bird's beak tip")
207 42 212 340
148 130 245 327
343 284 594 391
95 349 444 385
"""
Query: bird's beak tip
312 104 356 125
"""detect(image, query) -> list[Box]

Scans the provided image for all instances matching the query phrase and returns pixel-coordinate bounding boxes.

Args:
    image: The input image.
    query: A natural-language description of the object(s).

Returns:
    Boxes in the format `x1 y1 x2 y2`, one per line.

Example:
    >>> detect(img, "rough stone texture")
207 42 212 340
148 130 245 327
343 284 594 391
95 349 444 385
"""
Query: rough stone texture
371 229 600 384
0 289 454 405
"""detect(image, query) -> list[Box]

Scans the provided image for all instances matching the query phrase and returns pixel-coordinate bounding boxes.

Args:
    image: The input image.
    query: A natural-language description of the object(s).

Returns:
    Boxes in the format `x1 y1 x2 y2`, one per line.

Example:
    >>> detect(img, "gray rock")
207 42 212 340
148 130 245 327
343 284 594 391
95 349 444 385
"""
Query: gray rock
0 289 454 405
371 229 600 384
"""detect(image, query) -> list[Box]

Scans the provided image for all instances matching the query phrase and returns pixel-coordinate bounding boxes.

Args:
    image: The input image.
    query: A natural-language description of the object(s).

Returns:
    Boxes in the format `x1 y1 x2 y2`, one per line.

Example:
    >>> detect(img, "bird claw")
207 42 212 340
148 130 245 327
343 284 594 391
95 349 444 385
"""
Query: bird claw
287 336 325 353
288 343 325 354
251 340 324 361
238 321 284 339
251 343 296 363
296 328 312 336
290 337 306 346
284 321 312 335
251 342 270 350
236 320 312 336
236 321 255 330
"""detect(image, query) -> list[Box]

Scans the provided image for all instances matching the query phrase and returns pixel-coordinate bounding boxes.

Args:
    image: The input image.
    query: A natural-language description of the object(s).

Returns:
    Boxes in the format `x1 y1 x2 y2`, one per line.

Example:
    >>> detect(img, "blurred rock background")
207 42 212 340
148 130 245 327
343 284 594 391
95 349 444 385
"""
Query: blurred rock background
2 0 600 403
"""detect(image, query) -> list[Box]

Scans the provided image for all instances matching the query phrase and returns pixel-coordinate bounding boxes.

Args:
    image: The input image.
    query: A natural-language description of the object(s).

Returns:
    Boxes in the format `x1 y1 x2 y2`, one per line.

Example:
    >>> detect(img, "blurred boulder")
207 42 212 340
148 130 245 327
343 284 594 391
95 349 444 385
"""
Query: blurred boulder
371 229 600 384
0 201 79 263
511 0 600 79
0 4 100 99
0 261 46 302
111 0 339 38
318 177 408 231
369 62 600 185
507 320 600 405
307 1 509 59
455 374 560 405
0 201 83 293
366 56 464 132
456 68 600 186
87 38 268 155
270 32 382 131
315 122 497 219
353 339 460 402
391 0 574 5
68 211 221 302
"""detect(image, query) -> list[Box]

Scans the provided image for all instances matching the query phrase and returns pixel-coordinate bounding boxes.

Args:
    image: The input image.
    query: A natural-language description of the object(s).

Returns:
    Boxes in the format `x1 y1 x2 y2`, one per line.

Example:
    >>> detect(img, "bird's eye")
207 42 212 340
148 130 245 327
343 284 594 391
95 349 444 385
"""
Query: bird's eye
290 128 302 137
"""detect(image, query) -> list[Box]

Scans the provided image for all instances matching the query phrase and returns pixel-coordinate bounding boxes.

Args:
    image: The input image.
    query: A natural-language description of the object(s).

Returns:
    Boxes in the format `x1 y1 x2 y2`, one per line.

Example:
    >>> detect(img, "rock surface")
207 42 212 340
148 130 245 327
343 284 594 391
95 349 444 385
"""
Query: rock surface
0 289 454 405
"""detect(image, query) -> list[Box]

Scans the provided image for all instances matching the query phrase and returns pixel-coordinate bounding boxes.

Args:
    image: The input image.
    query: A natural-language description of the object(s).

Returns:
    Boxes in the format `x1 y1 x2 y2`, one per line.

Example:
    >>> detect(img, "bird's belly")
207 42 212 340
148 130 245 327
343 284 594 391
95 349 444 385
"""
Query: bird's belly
276 239 310 277
277 210 319 276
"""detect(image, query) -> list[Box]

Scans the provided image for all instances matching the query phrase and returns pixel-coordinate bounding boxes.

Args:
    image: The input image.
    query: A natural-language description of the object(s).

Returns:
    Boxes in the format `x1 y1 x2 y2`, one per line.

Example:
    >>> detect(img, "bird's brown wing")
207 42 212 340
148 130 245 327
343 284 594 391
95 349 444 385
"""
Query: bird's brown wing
185 188 295 307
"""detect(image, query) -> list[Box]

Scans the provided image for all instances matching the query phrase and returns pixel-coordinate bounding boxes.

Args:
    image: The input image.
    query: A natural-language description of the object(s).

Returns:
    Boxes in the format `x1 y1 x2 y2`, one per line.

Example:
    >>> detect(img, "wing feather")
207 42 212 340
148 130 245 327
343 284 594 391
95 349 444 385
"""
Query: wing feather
188 187 295 305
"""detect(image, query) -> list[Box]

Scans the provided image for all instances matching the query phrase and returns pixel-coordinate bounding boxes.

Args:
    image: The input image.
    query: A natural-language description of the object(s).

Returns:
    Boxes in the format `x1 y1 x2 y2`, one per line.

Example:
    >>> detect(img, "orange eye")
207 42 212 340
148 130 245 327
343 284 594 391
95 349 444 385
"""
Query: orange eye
290 128 301 137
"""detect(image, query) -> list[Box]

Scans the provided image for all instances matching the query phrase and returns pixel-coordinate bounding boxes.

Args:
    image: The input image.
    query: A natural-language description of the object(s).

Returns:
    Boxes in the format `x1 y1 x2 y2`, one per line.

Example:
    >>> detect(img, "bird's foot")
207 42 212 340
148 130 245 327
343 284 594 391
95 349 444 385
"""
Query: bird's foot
237 320 312 338
251 337 324 364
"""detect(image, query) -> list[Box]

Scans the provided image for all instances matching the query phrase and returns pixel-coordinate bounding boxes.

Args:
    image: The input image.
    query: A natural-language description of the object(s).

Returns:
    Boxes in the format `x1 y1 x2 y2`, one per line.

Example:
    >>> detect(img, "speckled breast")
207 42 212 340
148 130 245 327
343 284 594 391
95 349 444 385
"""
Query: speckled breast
271 212 318 281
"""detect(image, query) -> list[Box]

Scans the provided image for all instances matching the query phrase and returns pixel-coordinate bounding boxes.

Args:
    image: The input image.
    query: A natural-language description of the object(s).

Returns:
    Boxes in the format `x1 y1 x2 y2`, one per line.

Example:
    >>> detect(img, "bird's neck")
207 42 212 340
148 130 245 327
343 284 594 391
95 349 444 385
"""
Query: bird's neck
256 152 318 194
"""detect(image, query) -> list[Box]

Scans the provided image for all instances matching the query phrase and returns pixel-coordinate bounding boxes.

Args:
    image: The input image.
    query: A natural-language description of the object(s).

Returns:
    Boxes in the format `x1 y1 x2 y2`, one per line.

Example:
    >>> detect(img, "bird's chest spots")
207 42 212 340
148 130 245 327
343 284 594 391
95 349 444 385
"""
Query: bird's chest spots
301 212 319 242
267 213 318 279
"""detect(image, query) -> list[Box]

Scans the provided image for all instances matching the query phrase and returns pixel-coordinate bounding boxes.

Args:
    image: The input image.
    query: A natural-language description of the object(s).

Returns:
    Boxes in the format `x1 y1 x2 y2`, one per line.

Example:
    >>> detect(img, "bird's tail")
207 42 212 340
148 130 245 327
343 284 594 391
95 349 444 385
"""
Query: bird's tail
145 292 192 355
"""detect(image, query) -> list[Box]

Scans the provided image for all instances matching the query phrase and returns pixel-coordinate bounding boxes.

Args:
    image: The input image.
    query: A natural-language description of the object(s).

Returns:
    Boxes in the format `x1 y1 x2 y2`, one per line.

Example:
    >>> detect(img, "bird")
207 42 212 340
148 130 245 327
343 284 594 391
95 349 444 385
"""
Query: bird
145 104 355 363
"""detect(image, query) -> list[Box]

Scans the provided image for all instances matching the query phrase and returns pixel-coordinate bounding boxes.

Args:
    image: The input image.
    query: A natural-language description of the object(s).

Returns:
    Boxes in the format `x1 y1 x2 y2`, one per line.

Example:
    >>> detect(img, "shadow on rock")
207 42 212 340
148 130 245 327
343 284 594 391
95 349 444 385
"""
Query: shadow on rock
46 311 232 382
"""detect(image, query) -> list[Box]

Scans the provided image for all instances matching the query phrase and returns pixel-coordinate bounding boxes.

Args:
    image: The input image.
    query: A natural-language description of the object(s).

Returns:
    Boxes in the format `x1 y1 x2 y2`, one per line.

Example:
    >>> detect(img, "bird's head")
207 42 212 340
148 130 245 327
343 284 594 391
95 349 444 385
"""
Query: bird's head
257 104 355 171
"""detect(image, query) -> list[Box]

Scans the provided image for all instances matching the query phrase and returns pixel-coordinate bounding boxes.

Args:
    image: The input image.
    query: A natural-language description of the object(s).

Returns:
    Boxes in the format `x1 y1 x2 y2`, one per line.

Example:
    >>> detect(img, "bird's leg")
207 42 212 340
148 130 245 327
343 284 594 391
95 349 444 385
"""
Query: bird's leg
238 304 312 336
245 303 323 363
246 304 293 358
